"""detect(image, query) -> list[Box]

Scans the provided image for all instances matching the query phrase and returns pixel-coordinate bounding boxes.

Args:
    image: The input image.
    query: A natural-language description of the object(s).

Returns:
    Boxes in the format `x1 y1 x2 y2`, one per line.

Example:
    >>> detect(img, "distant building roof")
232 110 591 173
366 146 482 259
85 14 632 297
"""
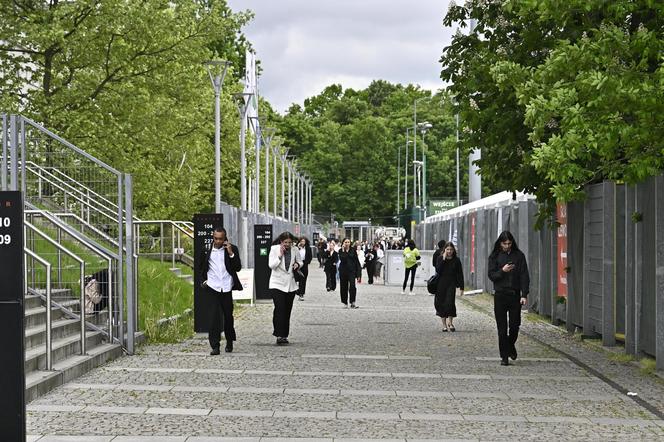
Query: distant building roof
424 191 536 223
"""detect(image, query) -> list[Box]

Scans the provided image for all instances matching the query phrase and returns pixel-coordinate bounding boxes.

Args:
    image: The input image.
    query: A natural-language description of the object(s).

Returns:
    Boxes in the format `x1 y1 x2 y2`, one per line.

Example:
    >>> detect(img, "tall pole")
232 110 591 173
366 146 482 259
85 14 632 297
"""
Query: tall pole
234 93 253 212
456 112 460 207
264 133 269 216
281 154 285 219
205 61 230 212
405 128 410 210
288 162 292 221
413 105 417 207
273 146 278 216
255 121 261 213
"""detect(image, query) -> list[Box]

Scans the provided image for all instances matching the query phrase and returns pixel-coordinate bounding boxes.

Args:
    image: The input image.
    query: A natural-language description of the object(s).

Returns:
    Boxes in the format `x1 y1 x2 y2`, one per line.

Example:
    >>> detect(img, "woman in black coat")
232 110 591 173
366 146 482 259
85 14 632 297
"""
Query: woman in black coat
323 240 338 292
338 238 362 309
434 241 464 332
296 236 313 301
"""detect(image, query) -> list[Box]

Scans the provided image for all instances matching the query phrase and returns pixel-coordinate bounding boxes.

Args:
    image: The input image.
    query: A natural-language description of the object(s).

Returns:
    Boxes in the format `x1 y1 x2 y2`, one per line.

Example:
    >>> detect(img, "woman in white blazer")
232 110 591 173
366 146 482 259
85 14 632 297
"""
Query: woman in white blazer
268 231 303 345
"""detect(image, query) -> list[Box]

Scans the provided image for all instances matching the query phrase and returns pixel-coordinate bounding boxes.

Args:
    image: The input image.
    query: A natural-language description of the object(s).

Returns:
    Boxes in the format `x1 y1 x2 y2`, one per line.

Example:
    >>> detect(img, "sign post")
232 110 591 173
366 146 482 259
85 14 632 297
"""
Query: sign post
254 224 272 300
0 191 25 441
193 213 224 332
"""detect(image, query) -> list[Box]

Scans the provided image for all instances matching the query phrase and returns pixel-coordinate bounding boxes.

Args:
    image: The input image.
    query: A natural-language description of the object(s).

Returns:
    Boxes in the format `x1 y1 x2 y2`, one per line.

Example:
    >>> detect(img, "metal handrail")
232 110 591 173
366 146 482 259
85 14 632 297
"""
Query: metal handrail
134 220 194 268
24 248 53 370
25 206 119 344
54 212 118 247
25 221 87 355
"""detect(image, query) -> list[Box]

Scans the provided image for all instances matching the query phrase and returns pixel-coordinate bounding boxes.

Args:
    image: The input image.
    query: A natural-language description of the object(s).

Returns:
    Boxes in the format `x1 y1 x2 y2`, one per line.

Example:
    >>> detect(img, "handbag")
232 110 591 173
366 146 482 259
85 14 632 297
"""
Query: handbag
426 273 439 295
294 269 305 284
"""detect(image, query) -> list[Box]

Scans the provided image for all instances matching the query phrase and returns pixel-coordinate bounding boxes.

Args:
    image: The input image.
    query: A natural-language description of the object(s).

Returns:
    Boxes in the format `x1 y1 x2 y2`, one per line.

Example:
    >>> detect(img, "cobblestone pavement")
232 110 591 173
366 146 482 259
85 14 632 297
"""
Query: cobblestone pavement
28 268 664 441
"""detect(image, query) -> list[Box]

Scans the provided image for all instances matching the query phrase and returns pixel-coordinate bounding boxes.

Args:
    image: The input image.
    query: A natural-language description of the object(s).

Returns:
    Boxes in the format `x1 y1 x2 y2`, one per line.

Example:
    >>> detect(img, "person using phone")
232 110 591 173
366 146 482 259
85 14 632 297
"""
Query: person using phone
199 227 242 355
268 231 303 345
401 239 421 295
296 237 313 301
488 231 530 366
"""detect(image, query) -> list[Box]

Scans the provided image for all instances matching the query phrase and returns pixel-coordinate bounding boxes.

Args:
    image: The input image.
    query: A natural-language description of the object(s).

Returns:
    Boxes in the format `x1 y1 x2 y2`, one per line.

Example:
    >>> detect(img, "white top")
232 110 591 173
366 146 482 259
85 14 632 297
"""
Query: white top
299 247 306 261
268 244 303 293
207 247 233 293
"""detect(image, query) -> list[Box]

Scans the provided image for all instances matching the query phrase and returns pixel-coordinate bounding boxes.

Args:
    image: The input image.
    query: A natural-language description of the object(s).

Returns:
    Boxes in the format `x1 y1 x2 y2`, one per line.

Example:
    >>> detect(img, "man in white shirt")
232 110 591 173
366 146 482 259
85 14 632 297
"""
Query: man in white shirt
199 227 242 354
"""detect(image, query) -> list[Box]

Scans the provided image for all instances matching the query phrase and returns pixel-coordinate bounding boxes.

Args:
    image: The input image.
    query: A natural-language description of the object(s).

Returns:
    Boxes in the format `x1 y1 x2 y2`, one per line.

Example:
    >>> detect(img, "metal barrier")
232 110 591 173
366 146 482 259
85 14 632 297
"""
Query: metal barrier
23 248 52 370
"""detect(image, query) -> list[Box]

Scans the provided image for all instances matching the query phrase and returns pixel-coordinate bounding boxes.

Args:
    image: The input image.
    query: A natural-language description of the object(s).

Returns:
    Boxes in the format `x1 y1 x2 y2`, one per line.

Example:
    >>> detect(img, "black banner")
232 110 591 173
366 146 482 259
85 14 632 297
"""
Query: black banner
193 213 223 332
0 191 25 441
254 224 273 300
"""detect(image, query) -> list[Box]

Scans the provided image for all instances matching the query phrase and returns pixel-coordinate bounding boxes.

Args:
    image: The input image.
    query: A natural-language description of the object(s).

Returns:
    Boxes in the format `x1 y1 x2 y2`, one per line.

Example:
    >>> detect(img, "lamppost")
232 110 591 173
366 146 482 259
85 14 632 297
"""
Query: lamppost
413 97 430 208
404 127 413 210
281 149 289 219
418 122 432 215
233 92 254 212
204 60 231 212
261 127 276 216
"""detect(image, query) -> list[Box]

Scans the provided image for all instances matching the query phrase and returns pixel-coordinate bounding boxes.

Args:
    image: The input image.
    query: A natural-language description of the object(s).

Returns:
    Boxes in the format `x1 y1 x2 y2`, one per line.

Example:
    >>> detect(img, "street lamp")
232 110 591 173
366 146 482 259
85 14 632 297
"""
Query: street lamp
233 92 254 212
204 60 231 212
418 121 432 213
261 127 276 216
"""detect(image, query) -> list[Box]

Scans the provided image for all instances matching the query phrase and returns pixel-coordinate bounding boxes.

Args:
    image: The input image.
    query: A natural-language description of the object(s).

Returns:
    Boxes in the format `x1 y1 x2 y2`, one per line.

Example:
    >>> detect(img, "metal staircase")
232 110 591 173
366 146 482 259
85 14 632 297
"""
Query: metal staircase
2 114 137 401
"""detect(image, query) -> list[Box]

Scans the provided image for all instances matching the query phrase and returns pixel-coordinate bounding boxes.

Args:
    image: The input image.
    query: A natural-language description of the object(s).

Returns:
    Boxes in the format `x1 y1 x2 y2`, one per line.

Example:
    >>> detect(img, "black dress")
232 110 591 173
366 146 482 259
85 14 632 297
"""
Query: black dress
434 255 464 318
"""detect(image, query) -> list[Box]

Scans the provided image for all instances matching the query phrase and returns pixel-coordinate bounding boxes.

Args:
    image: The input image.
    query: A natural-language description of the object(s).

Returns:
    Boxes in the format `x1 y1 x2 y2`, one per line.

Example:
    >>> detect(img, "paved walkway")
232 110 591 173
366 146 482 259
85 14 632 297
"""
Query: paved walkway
28 267 664 441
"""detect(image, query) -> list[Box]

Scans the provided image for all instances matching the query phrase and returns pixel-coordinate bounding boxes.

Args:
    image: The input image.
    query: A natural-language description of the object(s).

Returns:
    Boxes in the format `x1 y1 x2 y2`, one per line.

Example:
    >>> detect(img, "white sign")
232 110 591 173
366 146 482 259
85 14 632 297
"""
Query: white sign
234 268 255 305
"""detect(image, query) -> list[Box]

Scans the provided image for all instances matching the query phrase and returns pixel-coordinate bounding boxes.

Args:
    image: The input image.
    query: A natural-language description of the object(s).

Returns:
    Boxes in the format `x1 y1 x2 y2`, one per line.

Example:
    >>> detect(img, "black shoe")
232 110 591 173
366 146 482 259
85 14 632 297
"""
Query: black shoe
276 337 289 345
509 347 517 360
449 325 456 332
225 344 233 353
500 358 509 366
210 347 220 356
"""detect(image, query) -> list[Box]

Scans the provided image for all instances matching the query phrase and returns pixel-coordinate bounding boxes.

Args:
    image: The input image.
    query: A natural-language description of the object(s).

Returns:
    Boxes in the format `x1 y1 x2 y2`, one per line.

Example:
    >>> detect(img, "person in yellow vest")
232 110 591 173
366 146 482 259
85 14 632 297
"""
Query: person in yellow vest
401 239 421 295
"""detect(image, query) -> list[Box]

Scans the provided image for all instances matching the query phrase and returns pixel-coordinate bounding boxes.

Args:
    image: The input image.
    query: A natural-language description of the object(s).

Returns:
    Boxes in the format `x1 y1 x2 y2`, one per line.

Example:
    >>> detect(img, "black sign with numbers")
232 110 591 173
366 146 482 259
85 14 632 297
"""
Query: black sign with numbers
254 224 273 300
0 191 25 440
193 213 224 332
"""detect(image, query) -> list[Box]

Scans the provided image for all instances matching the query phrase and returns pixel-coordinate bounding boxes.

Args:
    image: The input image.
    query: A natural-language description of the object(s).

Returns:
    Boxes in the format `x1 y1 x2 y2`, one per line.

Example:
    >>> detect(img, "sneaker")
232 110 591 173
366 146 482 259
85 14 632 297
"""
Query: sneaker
343 303 349 309
408 291 415 296
276 337 289 345
500 358 510 366
298 295 304 301
509 346 517 360
350 304 359 309
210 347 220 356
400 290 405 295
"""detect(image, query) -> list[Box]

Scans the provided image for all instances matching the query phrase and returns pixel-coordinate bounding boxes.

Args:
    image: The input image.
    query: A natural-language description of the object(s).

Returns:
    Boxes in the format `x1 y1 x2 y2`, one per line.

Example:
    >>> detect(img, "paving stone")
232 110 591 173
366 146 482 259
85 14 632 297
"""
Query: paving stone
26 270 664 440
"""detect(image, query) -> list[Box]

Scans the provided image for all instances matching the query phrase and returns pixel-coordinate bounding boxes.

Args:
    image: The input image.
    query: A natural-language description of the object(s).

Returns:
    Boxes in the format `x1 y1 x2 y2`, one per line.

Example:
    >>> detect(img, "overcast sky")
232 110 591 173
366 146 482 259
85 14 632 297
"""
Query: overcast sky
226 0 456 114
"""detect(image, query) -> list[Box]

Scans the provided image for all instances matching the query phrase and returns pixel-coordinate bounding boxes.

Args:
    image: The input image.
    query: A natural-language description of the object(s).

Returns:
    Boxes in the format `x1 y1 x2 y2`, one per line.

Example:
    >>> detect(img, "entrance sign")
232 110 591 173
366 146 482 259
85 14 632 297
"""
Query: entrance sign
0 191 25 440
254 224 272 300
193 213 224 332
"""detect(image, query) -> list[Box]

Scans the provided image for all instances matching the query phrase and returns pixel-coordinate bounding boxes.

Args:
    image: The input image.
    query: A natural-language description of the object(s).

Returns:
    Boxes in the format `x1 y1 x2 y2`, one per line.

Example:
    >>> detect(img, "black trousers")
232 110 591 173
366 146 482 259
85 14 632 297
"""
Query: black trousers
339 272 357 304
403 266 417 291
297 266 309 296
325 269 337 291
206 286 236 349
366 262 375 284
272 289 296 338
494 291 522 359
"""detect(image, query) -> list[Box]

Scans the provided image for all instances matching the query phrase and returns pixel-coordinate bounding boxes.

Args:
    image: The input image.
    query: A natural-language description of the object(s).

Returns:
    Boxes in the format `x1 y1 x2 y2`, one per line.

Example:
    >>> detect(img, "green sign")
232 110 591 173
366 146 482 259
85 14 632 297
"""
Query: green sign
259 248 268 256
428 199 458 216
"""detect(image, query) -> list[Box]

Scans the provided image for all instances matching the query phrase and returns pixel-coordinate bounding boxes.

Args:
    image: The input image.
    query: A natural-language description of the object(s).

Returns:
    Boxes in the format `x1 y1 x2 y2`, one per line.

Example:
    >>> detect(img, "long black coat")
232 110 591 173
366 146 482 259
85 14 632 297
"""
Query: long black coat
198 244 243 291
434 255 464 293
338 248 362 279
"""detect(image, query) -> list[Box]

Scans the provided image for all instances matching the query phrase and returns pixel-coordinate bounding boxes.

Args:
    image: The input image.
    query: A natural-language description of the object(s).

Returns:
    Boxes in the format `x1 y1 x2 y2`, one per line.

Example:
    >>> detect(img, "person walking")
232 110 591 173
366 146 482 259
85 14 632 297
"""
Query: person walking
317 239 327 268
338 238 362 308
434 242 464 332
268 231 303 345
401 239 421 295
364 244 378 284
198 227 242 354
296 236 312 301
323 240 338 292
355 242 365 283
432 240 446 267
488 231 530 366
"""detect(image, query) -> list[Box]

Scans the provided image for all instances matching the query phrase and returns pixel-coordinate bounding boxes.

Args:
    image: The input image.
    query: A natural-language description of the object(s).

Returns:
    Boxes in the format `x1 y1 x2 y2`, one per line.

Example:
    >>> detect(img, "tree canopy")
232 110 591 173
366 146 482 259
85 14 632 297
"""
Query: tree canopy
441 0 664 220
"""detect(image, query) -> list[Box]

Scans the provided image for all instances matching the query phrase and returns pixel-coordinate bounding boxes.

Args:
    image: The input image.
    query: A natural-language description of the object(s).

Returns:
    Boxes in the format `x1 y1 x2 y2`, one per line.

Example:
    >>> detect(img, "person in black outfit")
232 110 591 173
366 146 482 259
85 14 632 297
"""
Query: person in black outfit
434 242 464 332
488 231 530 366
338 238 362 308
432 240 446 267
317 239 327 268
198 227 242 354
323 240 338 292
296 236 313 301
364 244 378 285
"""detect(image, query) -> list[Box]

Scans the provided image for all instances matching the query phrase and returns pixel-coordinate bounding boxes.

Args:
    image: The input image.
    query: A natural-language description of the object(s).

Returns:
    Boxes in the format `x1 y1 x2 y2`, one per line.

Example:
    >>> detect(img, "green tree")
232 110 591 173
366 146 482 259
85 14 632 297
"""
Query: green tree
0 0 252 218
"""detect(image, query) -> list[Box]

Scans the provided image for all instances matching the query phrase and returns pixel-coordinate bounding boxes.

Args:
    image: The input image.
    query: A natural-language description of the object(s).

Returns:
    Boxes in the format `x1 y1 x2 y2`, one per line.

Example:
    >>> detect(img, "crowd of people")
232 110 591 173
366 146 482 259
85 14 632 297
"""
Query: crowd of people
200 228 529 367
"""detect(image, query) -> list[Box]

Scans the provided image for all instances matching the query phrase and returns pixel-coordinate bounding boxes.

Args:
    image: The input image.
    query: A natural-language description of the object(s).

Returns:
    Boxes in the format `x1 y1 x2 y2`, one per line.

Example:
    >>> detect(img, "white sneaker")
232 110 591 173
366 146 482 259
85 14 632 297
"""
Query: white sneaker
400 290 405 295
298 295 304 301
409 291 415 296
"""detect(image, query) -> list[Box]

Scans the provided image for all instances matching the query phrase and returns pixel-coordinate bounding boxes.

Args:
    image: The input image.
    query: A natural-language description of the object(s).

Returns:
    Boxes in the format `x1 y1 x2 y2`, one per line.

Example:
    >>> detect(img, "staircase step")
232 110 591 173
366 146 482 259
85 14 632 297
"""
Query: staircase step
24 330 106 373
25 343 124 402
24 294 43 310
24 312 108 350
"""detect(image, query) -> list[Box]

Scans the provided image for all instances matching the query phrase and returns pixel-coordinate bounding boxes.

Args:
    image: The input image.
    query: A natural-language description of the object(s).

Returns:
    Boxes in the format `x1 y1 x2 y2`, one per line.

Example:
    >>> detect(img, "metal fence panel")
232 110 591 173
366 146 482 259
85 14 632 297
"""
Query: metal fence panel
638 177 657 356
583 183 604 335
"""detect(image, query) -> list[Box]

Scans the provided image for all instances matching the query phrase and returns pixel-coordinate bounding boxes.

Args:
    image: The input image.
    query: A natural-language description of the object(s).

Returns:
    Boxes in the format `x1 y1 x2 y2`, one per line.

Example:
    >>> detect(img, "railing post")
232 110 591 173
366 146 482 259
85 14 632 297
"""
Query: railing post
80 261 86 355
1 114 7 190
125 174 135 354
160 221 164 263
9 115 17 191
56 227 62 284
171 223 175 269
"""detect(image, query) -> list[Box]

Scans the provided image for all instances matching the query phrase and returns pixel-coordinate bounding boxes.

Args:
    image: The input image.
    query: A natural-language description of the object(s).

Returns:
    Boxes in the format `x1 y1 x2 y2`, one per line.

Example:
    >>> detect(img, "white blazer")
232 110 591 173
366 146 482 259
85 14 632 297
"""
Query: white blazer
268 244 303 293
